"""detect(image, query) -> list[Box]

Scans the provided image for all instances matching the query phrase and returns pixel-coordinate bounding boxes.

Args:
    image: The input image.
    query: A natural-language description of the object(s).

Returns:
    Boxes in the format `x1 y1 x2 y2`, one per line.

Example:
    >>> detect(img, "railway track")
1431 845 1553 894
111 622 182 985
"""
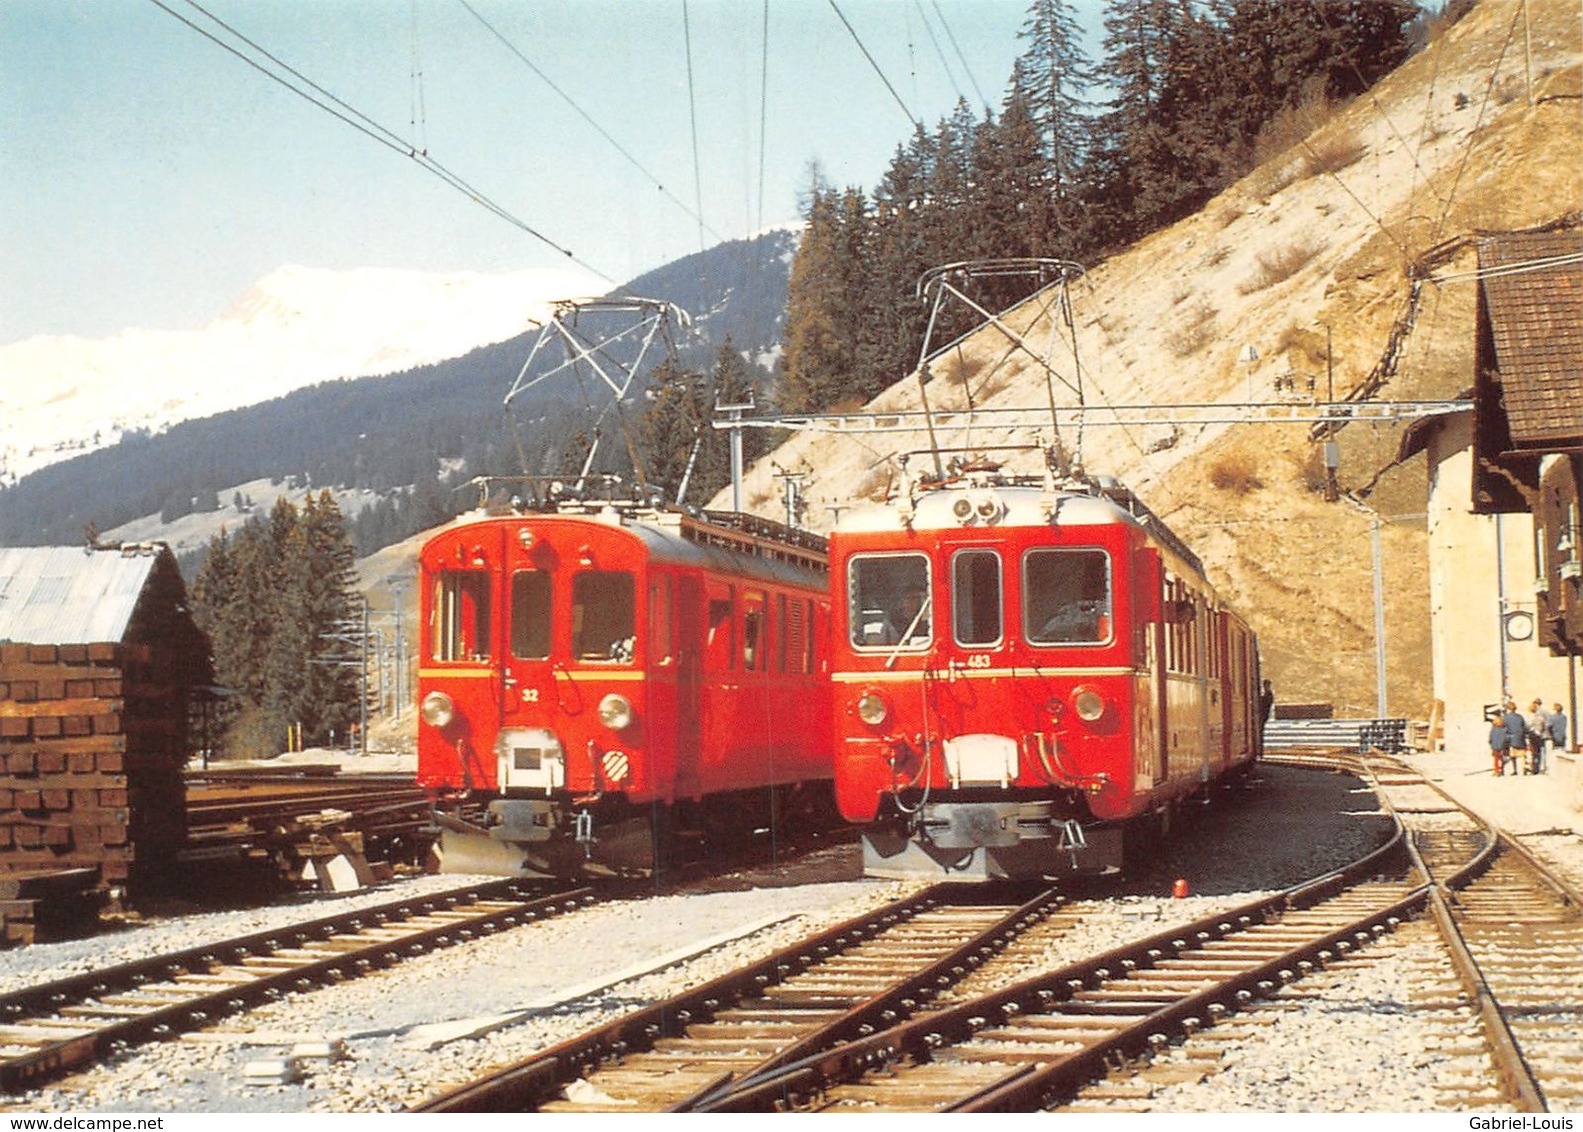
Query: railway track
0 879 589 1094
414 751 1583 1113
412 883 1076 1113
1372 754 1583 1112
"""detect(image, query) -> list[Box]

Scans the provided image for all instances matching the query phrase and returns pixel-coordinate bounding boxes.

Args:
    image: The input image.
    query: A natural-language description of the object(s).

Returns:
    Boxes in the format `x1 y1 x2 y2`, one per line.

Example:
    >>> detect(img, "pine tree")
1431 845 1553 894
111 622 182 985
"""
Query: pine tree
638 357 707 502
1014 0 1096 200
779 182 867 412
1092 0 1186 242
298 491 362 744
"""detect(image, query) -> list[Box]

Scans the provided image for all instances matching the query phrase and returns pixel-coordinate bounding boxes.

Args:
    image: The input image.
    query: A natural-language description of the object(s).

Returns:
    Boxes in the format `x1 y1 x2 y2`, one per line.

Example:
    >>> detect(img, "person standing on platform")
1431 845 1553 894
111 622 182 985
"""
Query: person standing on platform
1502 701 1528 774
1489 712 1513 776
1544 702 1568 772
1525 699 1548 775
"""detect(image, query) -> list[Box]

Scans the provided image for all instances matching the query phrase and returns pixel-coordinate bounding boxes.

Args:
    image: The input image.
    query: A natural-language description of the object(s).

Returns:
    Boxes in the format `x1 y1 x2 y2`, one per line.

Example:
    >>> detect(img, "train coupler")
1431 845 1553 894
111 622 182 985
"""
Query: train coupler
1056 818 1087 868
574 808 596 857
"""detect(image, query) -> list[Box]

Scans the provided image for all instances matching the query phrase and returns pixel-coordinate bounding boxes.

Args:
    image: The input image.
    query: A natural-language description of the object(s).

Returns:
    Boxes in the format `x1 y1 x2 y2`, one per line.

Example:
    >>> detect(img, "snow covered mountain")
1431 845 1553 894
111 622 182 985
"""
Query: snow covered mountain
0 264 605 484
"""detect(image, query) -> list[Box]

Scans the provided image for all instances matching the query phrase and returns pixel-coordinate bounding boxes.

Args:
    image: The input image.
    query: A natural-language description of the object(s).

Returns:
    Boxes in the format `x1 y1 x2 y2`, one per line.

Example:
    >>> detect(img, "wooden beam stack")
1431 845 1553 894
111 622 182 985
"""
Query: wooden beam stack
0 642 188 909
0 868 101 947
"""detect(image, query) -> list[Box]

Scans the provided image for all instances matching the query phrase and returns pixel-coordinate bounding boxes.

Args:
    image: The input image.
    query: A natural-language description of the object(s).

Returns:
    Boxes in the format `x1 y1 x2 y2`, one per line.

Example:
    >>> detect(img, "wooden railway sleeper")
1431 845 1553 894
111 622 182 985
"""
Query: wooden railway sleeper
698 867 1425 1111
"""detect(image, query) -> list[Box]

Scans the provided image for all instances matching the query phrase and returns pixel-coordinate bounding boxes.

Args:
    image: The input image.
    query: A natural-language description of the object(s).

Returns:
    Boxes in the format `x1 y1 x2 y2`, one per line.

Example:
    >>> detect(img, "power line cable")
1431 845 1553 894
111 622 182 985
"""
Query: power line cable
681 0 712 302
1430 0 1526 249
456 0 728 247
756 0 771 236
910 0 964 106
827 0 920 129
151 0 609 278
929 0 988 109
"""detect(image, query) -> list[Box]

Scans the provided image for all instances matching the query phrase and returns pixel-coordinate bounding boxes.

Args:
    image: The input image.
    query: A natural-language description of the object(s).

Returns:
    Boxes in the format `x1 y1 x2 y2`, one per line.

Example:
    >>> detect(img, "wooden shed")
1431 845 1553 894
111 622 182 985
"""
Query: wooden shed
0 543 210 934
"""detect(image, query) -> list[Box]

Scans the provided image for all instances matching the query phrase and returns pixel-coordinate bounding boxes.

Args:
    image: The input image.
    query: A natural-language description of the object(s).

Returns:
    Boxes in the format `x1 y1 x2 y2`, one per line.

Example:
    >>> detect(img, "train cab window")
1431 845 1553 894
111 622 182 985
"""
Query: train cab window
1023 549 1112 645
431 571 492 662
848 554 931 649
951 550 1002 646
571 571 635 663
510 571 552 660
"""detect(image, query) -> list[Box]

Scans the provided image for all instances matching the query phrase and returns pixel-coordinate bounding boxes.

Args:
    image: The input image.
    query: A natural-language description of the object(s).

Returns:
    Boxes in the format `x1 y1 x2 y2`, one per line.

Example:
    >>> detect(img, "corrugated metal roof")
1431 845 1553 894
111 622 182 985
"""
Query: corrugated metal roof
0 545 161 645
1478 231 1583 449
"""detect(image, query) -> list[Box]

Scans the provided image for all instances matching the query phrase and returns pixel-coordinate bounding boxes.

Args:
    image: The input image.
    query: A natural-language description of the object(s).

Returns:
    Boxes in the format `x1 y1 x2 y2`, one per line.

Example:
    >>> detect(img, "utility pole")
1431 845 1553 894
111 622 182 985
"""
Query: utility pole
718 395 754 512
383 574 408 719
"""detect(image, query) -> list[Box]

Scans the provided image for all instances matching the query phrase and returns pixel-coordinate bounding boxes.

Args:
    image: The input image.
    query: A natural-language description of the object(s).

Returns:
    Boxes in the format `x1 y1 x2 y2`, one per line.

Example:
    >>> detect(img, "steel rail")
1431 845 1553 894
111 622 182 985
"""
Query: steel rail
410 884 965 1112
1361 753 1577 1112
695 807 1415 1112
0 880 588 1093
665 886 1067 1112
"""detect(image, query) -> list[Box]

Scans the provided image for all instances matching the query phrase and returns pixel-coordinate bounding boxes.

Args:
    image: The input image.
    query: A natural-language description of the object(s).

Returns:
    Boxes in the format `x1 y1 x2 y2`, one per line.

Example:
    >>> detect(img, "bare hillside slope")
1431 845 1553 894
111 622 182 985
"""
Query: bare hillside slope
716 0 1583 717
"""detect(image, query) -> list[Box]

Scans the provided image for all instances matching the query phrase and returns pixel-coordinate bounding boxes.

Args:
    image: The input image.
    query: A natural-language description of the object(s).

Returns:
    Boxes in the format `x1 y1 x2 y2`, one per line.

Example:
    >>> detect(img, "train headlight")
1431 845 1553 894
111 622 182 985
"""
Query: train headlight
598 693 634 731
1073 687 1106 722
856 691 891 727
420 691 455 728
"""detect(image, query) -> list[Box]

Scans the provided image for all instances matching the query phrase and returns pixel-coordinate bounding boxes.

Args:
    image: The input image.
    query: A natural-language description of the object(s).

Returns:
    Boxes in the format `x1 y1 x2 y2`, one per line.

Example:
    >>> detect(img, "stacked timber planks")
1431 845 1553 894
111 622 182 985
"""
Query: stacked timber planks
0 642 187 906
0 868 101 947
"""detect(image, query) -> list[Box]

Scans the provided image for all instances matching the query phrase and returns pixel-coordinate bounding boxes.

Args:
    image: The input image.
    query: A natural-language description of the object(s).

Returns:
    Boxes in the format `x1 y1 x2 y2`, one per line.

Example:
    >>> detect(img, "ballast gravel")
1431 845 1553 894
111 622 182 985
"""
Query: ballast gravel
5 748 1580 1114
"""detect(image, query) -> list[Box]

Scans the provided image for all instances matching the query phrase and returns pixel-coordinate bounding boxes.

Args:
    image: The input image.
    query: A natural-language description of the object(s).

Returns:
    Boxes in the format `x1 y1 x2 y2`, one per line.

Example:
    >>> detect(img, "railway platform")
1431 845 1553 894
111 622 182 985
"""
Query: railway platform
1400 742 1583 839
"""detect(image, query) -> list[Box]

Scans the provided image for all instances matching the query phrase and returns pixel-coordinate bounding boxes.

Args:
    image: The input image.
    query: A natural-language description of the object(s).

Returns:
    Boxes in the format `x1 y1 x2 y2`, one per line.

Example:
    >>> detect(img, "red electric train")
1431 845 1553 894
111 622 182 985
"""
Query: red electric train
830 459 1261 880
416 493 831 877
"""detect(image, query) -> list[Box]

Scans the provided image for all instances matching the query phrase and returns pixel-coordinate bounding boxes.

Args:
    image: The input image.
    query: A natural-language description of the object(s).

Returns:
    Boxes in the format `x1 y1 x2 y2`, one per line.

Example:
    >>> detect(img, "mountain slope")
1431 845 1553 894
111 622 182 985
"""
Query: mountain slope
0 230 798 549
0 264 605 485
716 0 1583 715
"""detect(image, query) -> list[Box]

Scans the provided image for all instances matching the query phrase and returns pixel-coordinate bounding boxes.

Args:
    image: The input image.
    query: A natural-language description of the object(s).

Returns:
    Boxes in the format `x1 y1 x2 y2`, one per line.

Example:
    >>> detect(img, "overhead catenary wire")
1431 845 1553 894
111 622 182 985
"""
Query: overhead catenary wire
827 0 920 130
1429 249 1583 285
150 0 610 280
455 0 728 249
909 1 954 108
928 0 989 111
681 0 712 305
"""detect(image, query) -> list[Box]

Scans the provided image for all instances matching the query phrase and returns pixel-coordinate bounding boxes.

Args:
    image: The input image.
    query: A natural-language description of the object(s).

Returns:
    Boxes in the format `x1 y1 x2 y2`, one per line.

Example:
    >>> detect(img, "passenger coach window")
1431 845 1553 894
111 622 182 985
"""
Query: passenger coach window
743 590 766 671
952 550 1002 646
706 591 734 670
849 554 931 648
432 571 492 662
510 571 552 659
1024 549 1112 645
572 571 635 663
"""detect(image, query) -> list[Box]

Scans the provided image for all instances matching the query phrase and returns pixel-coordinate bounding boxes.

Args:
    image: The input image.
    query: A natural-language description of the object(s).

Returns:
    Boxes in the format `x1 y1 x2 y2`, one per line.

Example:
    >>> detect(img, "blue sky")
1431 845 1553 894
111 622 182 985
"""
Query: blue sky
2 0 1110 344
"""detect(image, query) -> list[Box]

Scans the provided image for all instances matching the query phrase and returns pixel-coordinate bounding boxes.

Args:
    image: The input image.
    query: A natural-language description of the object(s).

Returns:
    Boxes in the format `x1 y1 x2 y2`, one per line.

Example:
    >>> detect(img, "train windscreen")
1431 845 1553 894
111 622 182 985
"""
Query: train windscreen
848 554 931 649
1023 549 1112 644
572 570 636 662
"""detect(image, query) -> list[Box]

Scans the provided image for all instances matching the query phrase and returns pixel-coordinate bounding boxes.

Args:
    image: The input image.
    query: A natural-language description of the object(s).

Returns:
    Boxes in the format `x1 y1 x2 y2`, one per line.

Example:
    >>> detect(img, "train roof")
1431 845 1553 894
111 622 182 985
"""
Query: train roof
833 474 1205 576
432 501 829 587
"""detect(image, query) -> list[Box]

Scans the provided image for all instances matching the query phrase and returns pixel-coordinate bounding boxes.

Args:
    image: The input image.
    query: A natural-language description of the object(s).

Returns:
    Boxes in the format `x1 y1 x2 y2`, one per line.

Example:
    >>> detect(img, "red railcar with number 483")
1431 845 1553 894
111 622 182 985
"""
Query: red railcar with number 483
417 493 831 877
831 460 1260 881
